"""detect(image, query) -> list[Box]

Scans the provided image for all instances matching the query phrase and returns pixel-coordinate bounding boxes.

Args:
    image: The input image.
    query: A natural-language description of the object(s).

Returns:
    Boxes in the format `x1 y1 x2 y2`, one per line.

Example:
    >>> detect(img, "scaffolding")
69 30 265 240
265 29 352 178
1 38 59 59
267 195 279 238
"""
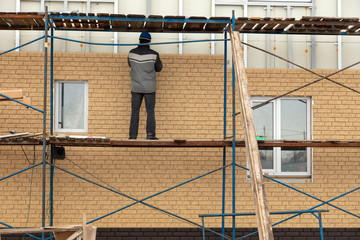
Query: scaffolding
0 9 360 240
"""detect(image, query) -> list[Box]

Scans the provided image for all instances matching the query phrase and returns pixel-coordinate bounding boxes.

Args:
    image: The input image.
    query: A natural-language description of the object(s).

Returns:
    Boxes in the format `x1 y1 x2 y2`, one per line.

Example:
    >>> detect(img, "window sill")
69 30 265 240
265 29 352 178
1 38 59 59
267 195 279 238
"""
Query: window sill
246 175 312 183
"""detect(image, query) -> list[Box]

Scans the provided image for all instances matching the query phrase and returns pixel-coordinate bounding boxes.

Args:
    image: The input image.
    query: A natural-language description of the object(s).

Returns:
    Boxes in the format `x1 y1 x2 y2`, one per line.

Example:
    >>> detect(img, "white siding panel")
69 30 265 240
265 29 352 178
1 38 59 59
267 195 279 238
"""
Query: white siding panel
342 38 360 70
151 0 178 15
184 0 210 16
0 0 16 11
341 0 360 17
292 35 312 69
183 33 212 54
0 31 16 52
315 0 336 16
316 41 337 69
90 2 114 53
118 0 146 15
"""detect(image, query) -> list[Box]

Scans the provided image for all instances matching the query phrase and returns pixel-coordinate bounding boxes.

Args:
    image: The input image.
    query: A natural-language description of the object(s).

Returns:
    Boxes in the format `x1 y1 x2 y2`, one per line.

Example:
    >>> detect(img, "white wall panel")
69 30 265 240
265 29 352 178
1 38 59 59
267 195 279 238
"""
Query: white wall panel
183 0 210 16
270 7 287 68
65 2 86 52
20 31 43 51
291 6 312 20
182 33 211 54
19 1 41 52
183 0 212 54
20 1 41 11
118 0 146 15
271 35 288 69
0 0 16 51
52 30 65 52
151 0 177 15
150 33 180 54
247 6 266 68
212 4 241 62
0 31 16 51
66 31 86 52
315 0 336 16
90 2 114 53
291 35 311 68
213 5 243 18
315 41 337 69
341 0 360 17
342 37 360 70
118 32 140 54
292 39 312 69
44 1 64 11
0 0 16 11
214 33 227 55
247 38 267 68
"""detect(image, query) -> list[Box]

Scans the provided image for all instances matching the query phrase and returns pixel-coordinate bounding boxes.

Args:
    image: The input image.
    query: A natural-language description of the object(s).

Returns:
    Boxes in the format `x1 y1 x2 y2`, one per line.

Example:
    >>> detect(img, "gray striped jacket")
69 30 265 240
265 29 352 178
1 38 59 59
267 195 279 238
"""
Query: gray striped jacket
128 45 162 93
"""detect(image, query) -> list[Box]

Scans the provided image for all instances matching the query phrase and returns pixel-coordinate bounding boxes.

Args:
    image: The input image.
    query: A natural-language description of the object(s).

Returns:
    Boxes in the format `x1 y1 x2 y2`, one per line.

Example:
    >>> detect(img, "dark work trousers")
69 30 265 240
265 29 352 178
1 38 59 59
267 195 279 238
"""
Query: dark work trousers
129 92 156 139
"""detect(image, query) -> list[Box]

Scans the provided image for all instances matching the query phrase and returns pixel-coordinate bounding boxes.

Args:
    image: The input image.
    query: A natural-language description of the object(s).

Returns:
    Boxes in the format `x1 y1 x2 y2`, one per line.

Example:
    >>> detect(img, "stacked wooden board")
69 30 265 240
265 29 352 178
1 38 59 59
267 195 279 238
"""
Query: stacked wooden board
1 12 360 35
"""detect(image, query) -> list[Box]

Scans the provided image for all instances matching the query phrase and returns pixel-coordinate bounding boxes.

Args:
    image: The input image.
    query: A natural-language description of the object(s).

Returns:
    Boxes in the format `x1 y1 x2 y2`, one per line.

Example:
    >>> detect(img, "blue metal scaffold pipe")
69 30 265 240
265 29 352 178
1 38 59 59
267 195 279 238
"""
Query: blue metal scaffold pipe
0 163 42 182
49 14 230 24
235 163 360 219
0 36 45 56
42 7 49 240
49 163 232 239
231 11 236 240
50 36 230 47
222 29 228 240
0 93 44 113
49 26 55 228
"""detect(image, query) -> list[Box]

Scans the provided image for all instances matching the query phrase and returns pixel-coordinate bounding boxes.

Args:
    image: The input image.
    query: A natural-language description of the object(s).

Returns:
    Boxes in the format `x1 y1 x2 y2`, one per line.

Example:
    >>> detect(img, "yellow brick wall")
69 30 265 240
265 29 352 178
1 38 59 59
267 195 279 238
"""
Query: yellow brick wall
0 52 360 229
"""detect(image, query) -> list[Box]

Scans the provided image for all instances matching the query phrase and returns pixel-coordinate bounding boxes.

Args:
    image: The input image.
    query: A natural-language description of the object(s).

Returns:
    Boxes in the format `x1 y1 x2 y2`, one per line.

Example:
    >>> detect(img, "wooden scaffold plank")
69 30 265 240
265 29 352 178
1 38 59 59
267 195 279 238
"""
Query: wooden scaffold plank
229 28 274 240
0 89 24 100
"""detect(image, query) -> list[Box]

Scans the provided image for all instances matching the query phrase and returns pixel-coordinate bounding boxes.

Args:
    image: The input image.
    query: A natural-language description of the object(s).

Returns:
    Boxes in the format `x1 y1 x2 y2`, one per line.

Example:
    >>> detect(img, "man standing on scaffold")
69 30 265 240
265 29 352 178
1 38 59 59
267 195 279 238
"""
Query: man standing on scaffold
128 32 163 140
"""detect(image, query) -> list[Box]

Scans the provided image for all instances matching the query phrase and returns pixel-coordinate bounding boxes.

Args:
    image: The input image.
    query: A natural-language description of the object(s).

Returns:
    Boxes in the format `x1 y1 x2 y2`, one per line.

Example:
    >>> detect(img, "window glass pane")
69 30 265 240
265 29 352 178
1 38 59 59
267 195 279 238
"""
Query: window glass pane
281 99 307 140
253 101 273 139
281 147 307 172
259 147 273 169
60 82 85 129
281 99 308 172
253 101 273 169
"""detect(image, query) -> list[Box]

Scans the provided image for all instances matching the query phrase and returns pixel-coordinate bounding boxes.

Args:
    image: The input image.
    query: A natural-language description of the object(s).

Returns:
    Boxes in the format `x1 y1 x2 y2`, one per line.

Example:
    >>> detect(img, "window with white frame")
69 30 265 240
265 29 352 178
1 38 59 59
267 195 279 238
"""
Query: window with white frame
251 97 312 177
55 81 88 133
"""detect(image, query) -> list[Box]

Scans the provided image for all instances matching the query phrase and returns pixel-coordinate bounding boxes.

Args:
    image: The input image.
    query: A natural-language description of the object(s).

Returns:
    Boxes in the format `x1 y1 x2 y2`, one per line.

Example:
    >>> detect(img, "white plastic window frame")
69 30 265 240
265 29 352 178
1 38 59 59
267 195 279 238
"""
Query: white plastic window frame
251 96 312 178
54 80 89 133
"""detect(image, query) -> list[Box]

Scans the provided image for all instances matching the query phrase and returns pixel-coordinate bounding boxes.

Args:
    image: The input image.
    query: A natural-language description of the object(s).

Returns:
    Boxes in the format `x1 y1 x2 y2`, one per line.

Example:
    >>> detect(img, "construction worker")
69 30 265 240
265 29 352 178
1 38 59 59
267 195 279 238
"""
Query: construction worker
128 32 162 140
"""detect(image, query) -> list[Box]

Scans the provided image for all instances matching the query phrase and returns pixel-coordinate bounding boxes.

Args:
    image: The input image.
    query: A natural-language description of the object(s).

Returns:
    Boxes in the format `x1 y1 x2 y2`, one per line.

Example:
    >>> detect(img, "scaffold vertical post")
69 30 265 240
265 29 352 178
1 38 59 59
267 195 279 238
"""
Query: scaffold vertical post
231 10 236 240
319 212 324 240
42 6 49 240
313 212 324 240
222 29 228 240
201 217 206 240
50 25 54 227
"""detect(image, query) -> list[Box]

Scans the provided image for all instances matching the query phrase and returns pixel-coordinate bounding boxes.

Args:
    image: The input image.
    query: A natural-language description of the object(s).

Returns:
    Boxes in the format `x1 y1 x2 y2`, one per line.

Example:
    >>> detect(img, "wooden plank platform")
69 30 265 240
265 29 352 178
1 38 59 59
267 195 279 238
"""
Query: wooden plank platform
2 137 360 148
0 226 82 235
1 12 360 35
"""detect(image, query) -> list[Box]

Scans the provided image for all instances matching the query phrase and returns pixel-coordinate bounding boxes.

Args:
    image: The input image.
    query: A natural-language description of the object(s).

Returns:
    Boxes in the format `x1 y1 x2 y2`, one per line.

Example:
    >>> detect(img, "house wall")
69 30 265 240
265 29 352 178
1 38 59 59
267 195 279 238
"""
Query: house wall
0 52 360 235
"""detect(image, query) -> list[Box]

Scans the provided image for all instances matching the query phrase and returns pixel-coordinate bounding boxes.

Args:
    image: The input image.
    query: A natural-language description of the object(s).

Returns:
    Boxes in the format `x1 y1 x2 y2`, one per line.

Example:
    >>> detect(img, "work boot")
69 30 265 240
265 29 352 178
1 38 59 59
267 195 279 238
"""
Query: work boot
146 136 159 140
